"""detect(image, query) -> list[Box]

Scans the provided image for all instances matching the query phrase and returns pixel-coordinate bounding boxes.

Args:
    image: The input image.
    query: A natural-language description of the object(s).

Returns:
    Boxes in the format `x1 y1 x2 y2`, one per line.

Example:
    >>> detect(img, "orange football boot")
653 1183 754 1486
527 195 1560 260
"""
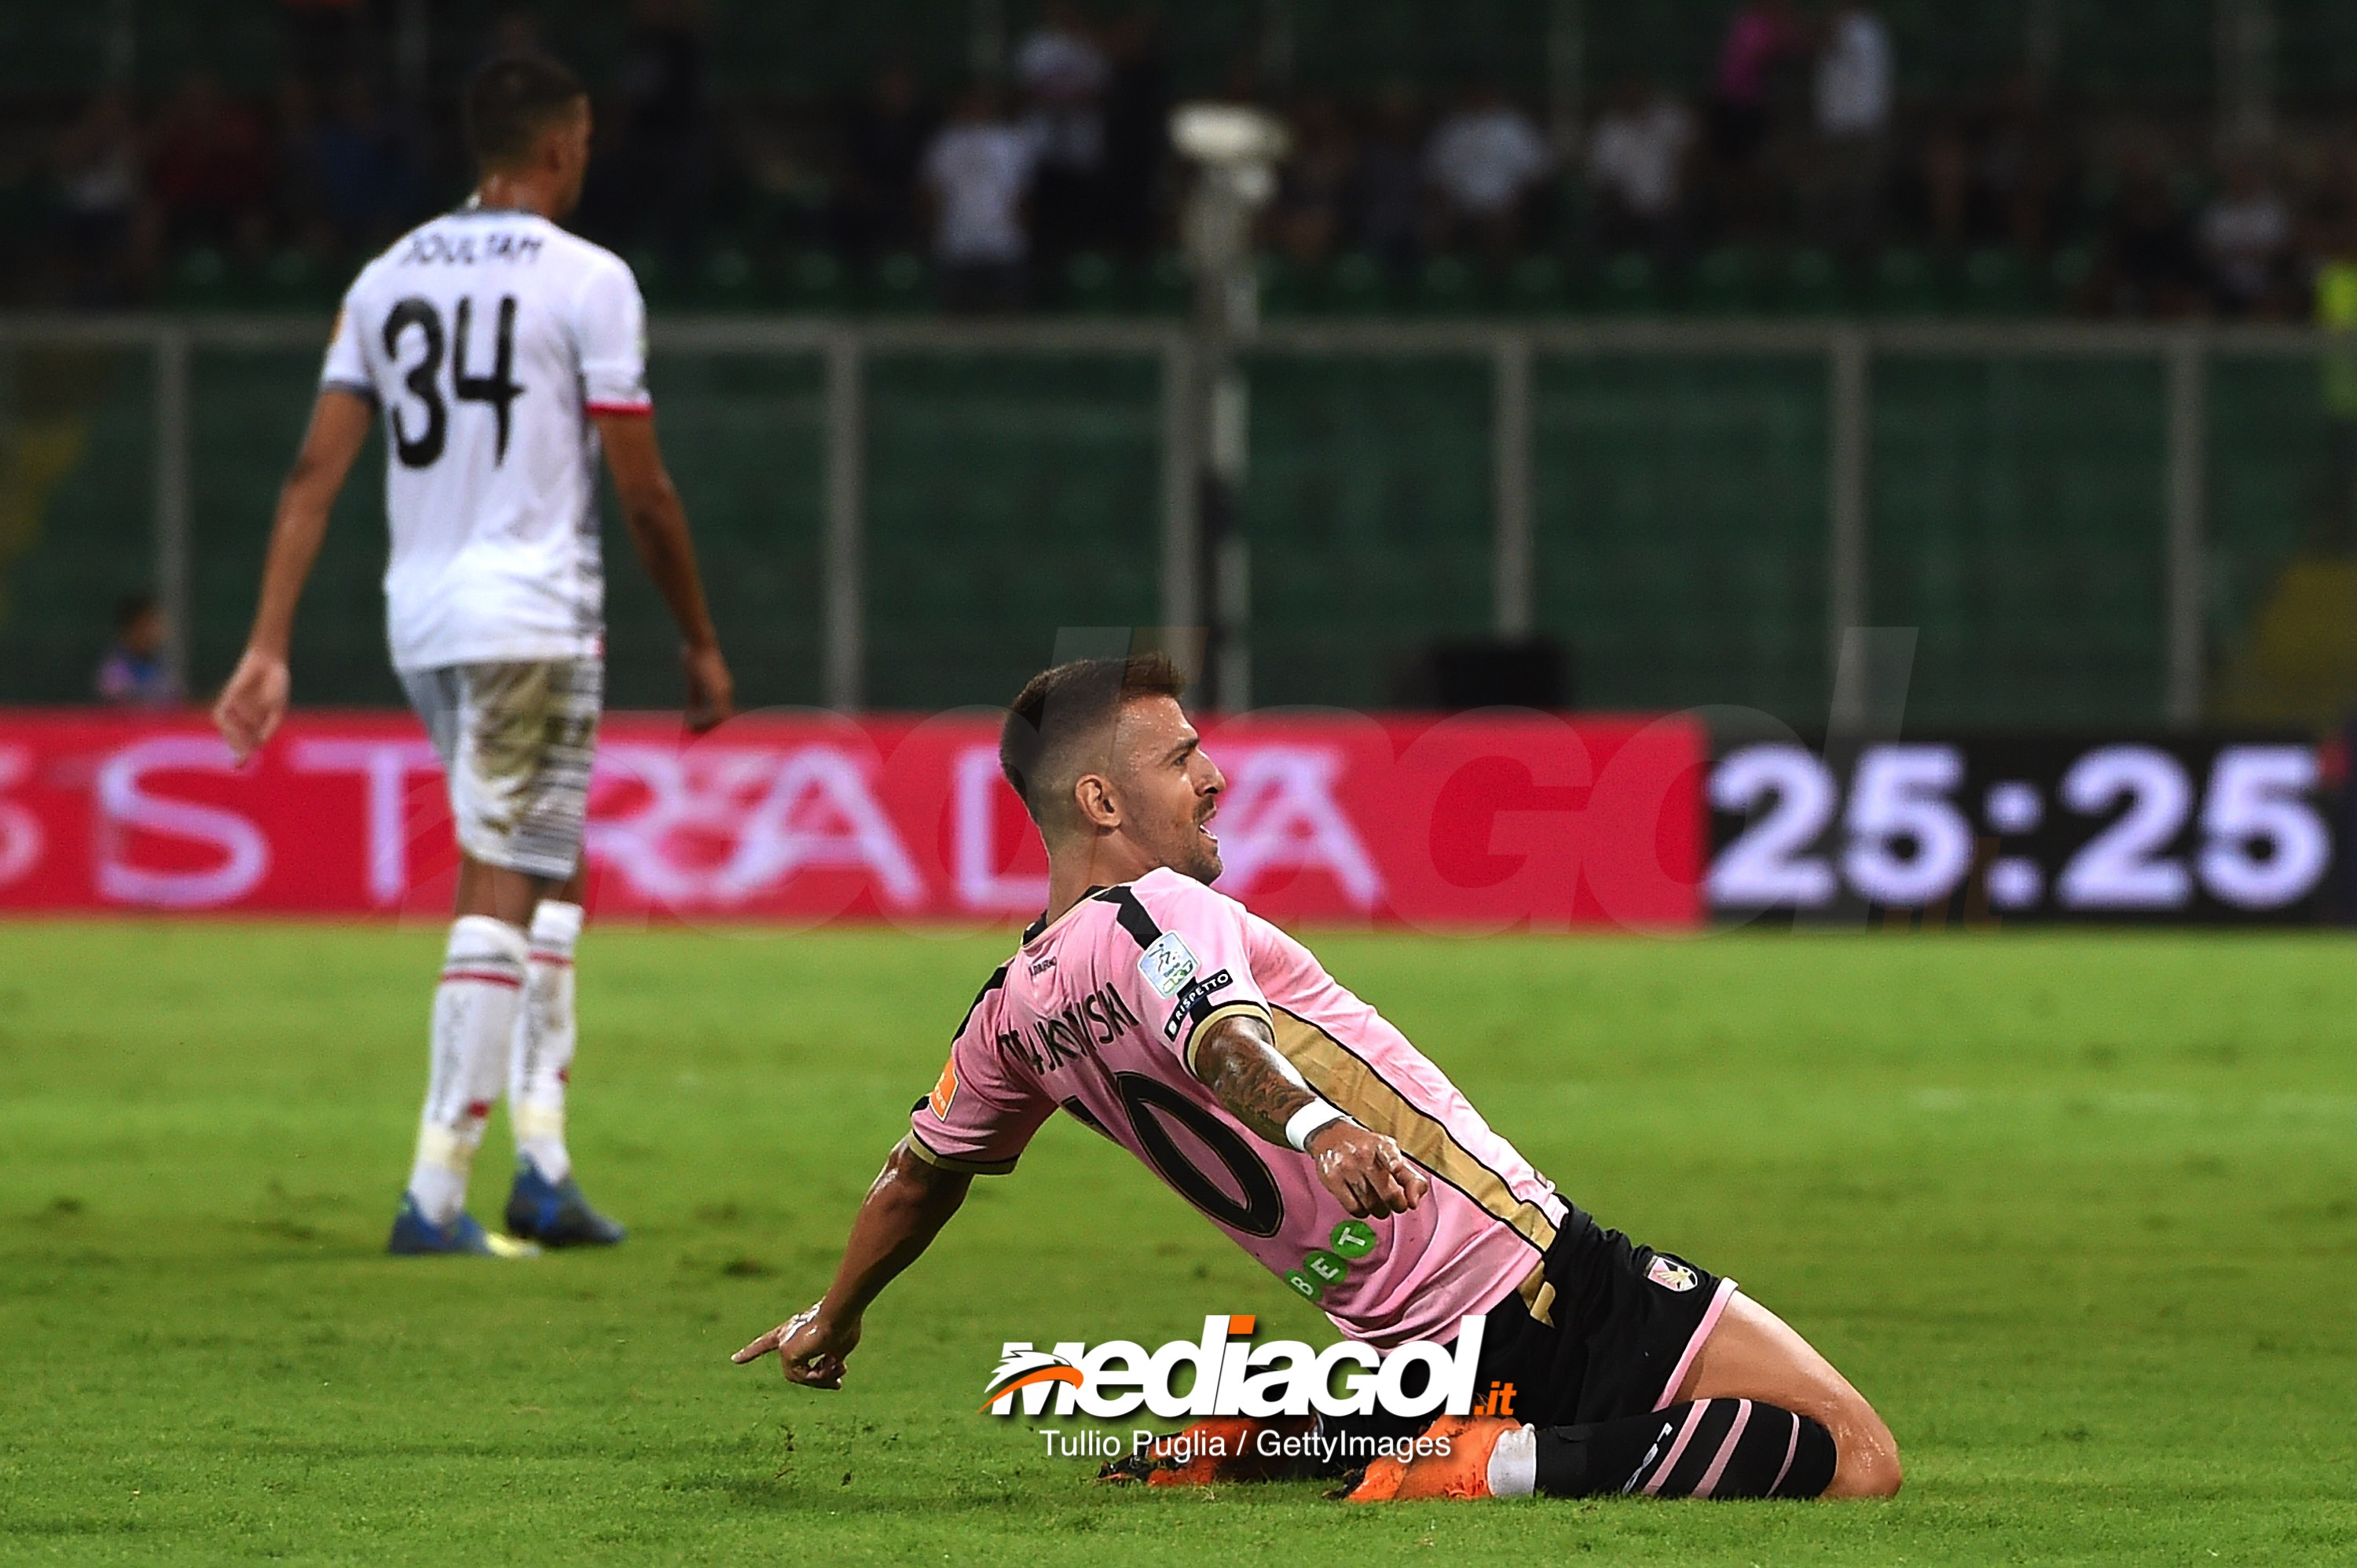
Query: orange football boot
1344 1415 1523 1502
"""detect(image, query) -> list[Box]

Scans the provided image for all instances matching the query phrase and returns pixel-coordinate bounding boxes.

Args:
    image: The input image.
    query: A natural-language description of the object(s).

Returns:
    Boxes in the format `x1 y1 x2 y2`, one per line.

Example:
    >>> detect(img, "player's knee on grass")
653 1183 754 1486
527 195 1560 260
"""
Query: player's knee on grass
1824 1399 1904 1500
1677 1290 1902 1500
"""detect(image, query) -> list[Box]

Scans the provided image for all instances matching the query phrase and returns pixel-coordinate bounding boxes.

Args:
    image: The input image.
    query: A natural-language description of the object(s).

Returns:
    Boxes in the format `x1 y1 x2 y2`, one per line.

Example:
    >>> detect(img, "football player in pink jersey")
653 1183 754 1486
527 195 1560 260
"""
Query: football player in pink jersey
735 655 1900 1503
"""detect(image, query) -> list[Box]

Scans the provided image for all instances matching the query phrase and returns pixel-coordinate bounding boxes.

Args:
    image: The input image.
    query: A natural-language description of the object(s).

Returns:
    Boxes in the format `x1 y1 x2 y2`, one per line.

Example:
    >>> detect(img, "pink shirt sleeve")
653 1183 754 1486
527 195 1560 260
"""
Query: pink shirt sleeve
1119 874 1274 1074
904 969 1056 1175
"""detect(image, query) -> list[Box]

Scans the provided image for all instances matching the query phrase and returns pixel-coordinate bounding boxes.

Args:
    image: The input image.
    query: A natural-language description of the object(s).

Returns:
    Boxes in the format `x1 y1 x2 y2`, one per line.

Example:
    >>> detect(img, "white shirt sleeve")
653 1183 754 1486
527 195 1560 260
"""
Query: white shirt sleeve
573 258 651 414
319 291 374 401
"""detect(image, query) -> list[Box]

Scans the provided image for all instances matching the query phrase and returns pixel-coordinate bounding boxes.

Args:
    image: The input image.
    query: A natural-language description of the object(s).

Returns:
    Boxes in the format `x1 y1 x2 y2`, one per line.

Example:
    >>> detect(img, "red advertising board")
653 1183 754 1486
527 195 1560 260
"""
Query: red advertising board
0 709 1705 930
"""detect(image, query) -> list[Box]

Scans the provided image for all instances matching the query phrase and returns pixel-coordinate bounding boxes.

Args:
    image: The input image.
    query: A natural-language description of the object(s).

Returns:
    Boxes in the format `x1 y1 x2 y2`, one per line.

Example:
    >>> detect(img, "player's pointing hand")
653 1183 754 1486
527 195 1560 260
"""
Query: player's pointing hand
734 1302 861 1388
1307 1123 1428 1218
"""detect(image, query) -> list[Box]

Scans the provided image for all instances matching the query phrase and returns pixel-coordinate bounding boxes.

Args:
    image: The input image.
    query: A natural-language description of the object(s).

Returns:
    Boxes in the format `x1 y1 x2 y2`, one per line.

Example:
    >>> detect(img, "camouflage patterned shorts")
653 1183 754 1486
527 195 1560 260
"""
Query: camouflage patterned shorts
399 659 602 881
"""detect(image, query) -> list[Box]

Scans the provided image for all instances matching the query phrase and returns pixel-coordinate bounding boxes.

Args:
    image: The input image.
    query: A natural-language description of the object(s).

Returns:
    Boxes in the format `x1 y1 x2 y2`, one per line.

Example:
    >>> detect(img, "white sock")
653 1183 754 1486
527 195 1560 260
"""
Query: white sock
1487 1424 1538 1498
406 915 529 1225
511 899 583 1185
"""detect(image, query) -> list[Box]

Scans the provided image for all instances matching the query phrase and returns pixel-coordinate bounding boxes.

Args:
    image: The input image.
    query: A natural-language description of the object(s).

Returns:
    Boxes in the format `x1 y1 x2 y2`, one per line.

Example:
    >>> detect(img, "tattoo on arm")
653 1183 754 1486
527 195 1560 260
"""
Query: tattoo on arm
1191 1014 1318 1147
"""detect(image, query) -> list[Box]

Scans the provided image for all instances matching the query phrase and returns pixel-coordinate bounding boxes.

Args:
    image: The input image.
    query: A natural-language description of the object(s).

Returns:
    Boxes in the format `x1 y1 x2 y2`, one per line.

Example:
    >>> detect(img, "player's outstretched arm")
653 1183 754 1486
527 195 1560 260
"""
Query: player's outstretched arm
594 412 734 733
731 1141 970 1387
1190 1014 1429 1219
214 389 374 764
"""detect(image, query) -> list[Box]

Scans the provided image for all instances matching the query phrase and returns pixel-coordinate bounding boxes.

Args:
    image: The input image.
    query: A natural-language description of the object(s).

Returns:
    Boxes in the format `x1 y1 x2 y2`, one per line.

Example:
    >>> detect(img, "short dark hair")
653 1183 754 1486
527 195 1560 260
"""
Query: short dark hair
115 592 157 631
464 53 586 170
1000 654 1188 825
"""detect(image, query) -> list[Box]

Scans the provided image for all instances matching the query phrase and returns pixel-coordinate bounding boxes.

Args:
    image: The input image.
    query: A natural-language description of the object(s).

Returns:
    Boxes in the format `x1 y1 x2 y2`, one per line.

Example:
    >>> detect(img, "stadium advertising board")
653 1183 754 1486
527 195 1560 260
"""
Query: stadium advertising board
1708 735 2340 925
0 709 1704 929
6 713 2337 925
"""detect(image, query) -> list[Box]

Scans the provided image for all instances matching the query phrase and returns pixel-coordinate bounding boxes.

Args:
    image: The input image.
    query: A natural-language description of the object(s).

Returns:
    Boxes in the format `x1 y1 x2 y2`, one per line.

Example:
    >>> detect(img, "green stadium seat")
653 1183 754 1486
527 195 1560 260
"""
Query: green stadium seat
263 248 344 313
868 251 933 313
779 249 848 313
1959 246 2035 317
1064 251 1124 313
1869 247 1941 315
1688 246 1761 316
1594 251 1662 314
1776 247 1847 316
1413 255 1481 316
1142 252 1191 315
163 247 236 310
2049 244 2098 310
1323 251 1394 316
695 245 760 310
1256 253 1306 317
1502 254 1568 314
629 248 683 310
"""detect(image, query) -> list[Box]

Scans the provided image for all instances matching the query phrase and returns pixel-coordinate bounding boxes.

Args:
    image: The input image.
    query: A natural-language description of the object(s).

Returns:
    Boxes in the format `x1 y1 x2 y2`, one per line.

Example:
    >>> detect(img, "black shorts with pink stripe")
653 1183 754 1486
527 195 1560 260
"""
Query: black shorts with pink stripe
1474 1207 1736 1428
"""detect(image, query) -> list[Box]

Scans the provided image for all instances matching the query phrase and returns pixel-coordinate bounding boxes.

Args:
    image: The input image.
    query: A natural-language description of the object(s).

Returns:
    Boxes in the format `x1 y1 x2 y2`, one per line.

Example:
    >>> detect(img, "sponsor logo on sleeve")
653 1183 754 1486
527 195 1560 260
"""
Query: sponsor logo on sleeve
1161 969 1236 1040
1136 932 1199 998
1645 1256 1699 1293
928 1057 959 1119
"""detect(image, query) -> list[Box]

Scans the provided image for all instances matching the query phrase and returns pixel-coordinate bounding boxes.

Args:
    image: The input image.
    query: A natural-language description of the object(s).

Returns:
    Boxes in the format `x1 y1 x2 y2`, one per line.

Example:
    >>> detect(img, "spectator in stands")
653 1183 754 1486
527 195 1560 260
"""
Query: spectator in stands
2089 148 2202 317
301 76 415 253
1708 0 1805 167
1015 1 1112 262
148 73 275 251
1809 3 1892 255
53 91 147 306
94 594 178 708
1423 82 1550 258
2318 253 2357 562
923 86 1039 313
1915 110 1973 254
1098 6 1173 258
1707 0 1807 235
1585 75 1694 257
1979 71 2070 255
1354 89 1425 271
840 65 936 259
1270 95 1357 267
611 0 711 258
2314 182 2357 551
2201 156 2293 317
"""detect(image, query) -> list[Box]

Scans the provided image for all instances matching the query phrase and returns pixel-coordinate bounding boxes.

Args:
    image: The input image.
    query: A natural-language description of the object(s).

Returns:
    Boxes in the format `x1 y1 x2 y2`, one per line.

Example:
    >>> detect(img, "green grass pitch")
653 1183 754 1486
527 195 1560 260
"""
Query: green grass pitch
4 921 2355 1565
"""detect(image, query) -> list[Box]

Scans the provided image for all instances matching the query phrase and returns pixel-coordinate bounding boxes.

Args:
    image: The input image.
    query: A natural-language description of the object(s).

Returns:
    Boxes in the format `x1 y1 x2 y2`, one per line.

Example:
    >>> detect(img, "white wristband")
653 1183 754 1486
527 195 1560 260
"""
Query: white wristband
1285 1100 1352 1152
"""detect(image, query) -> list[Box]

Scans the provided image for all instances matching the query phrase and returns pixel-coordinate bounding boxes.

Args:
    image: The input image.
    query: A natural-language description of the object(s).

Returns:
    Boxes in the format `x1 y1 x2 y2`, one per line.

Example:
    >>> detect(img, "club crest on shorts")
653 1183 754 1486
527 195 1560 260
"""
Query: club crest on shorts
929 1057 959 1119
1137 932 1199 998
1646 1256 1699 1293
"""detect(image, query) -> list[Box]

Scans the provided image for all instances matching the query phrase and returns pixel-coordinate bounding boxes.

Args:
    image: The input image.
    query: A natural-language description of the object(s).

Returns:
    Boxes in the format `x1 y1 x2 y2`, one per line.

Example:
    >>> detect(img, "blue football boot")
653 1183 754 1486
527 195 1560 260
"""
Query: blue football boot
504 1160 627 1247
386 1195 541 1258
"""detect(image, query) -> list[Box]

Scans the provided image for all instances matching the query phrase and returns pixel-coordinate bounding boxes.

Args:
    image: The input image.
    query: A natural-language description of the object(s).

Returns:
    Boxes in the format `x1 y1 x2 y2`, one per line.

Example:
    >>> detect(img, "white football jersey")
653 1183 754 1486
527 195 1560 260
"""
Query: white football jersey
321 205 651 672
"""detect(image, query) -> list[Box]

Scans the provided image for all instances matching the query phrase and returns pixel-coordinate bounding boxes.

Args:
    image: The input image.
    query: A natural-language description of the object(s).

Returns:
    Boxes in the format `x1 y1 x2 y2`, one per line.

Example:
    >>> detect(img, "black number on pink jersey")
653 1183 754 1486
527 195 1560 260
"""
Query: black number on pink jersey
453 295 525 462
381 295 524 468
382 297 445 468
1114 1072 1285 1237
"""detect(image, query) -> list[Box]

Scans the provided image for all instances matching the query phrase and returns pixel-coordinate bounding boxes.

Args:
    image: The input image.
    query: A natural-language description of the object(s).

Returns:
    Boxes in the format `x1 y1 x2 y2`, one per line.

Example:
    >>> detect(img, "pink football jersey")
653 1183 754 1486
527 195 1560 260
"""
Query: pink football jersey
909 868 1568 1348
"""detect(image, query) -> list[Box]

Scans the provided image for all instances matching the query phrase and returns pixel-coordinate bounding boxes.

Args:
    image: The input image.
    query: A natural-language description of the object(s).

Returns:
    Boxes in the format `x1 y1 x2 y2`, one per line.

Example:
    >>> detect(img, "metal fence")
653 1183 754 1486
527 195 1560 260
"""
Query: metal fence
0 313 2343 729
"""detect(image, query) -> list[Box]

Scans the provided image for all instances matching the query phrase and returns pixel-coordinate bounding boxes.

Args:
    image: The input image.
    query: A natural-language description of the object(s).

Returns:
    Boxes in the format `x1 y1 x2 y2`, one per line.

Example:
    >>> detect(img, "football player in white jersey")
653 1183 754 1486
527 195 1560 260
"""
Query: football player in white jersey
214 55 735 1256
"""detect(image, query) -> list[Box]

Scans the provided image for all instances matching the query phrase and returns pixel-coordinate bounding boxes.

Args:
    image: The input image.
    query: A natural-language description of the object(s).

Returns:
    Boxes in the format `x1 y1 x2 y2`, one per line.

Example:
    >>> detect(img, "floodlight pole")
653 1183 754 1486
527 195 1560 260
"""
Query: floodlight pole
1175 108 1285 713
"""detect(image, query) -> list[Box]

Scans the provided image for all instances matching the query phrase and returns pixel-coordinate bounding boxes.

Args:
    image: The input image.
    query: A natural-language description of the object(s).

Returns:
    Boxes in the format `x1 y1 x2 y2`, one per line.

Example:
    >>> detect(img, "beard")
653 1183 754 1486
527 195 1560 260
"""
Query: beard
1164 811 1223 885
